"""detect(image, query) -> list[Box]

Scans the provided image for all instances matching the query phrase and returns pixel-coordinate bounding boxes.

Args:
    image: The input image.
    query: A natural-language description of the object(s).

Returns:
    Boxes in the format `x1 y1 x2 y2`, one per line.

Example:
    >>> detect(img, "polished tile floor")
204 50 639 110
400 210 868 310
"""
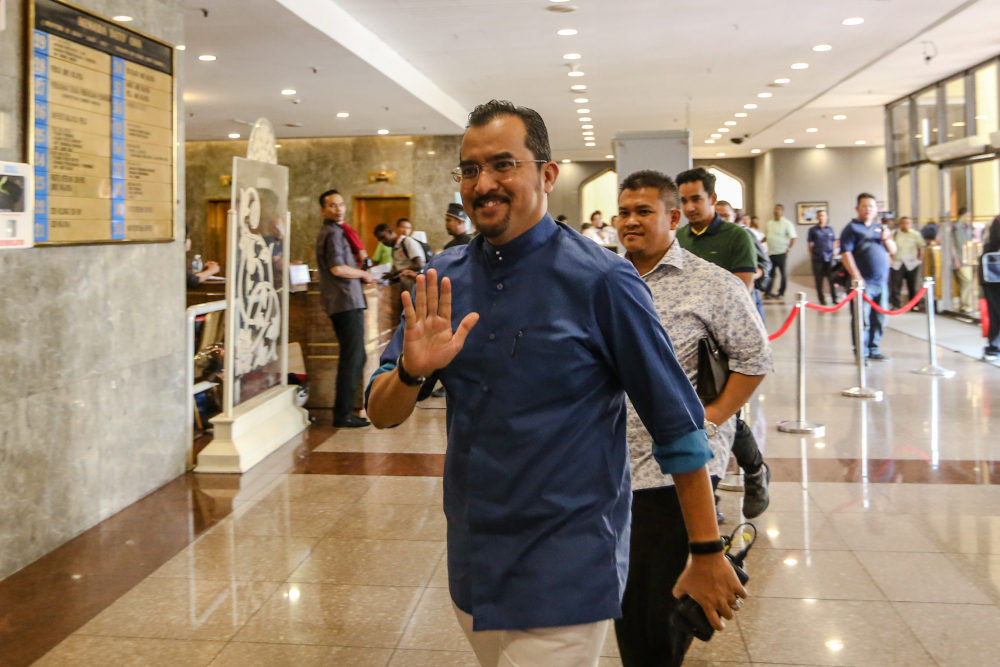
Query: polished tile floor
5 284 999 666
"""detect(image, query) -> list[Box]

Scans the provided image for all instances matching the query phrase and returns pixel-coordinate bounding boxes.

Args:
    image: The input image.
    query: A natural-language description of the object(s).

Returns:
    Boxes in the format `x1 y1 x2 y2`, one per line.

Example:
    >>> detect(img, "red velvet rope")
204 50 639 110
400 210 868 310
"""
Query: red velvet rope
804 290 859 312
863 287 927 316
768 304 800 341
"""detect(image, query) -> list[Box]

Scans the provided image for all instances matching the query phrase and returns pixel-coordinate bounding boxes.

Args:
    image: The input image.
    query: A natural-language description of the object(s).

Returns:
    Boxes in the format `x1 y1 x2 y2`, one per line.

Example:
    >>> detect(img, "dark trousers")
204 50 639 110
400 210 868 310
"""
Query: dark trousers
811 258 836 305
329 309 367 423
615 486 694 667
850 281 888 357
984 282 1000 350
731 417 763 475
889 265 921 309
767 253 788 297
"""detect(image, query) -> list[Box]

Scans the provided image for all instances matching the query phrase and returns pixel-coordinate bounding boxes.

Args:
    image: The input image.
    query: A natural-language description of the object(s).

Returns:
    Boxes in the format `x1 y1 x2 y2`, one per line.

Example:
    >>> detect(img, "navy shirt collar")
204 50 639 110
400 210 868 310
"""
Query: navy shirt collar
703 214 725 236
481 213 558 267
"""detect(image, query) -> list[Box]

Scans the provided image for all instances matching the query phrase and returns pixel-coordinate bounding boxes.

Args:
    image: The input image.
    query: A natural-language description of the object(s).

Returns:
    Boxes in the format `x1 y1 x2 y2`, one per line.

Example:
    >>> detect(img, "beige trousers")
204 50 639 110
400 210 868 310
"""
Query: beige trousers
453 602 610 667
954 266 977 312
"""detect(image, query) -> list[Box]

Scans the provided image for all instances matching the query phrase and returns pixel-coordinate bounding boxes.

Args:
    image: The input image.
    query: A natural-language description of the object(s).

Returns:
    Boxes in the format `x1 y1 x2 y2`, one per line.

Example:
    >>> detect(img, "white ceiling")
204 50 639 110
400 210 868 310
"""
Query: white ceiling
182 0 1000 161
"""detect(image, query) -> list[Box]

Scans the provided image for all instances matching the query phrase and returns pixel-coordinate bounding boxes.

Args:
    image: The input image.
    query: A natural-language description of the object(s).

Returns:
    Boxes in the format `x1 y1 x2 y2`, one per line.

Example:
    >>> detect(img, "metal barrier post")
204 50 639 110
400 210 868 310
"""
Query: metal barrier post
779 292 825 435
843 281 883 399
912 277 956 378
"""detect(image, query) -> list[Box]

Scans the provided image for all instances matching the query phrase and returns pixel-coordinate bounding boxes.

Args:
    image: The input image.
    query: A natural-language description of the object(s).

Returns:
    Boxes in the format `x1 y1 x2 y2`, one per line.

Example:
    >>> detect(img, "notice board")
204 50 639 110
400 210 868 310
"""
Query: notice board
30 0 175 244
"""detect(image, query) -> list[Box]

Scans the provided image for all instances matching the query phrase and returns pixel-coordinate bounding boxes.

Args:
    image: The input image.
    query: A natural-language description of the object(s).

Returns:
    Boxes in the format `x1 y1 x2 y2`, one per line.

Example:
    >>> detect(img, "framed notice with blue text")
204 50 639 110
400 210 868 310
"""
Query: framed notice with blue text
28 0 175 244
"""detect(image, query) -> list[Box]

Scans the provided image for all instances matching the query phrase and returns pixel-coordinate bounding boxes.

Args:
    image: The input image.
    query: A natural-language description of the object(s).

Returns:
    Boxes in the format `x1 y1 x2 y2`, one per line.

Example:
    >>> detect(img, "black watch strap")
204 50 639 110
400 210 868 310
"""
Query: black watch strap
689 539 726 555
396 354 427 387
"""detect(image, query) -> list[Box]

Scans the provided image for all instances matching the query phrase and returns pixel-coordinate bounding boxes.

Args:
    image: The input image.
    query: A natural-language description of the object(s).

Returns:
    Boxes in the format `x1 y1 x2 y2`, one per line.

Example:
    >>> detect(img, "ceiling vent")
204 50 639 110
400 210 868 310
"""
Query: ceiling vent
285 122 303 128
546 5 577 12
925 135 988 163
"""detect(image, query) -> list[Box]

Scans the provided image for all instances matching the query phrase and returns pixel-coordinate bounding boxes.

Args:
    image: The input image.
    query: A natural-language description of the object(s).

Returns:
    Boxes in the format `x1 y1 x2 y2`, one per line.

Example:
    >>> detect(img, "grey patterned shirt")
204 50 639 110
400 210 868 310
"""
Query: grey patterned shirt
627 241 773 490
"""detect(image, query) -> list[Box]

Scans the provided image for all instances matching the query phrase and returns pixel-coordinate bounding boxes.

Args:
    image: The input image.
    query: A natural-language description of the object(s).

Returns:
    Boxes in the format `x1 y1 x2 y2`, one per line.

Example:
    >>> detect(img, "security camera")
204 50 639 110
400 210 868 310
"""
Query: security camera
730 137 744 145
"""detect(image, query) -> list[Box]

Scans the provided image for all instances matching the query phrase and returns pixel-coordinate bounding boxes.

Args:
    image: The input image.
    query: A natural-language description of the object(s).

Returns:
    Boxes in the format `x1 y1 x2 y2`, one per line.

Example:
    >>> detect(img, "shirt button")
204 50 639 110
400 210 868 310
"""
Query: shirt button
482 385 490 392
497 283 503 290
489 333 496 340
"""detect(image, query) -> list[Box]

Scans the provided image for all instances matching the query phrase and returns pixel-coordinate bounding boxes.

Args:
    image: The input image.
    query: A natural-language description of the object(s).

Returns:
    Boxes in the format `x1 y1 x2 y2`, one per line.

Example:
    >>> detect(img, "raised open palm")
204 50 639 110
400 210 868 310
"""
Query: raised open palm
401 269 479 377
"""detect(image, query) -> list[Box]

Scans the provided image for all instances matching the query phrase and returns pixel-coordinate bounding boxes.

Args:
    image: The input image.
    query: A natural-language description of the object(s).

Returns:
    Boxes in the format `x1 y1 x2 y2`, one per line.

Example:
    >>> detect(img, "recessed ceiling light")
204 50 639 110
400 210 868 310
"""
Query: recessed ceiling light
228 133 240 139
574 97 588 103
751 149 761 154
833 115 847 120
774 78 790 84
712 134 722 138
557 29 578 36
706 140 716 144
405 141 414 145
813 44 832 52
725 121 737 126
736 113 748 117
582 131 594 136
976 114 987 120
336 112 349 118
585 142 596 146
282 89 296 95
113 15 133 22
176 45 186 50
275 144 281 148
806 128 818 132
855 140 866 144
758 92 772 98
815 441 826 448
744 104 758 109
199 55 216 61
791 63 809 70
826 640 844 651
581 125 594 131
571 85 587 90
843 17 864 25
427 151 436 155
816 144 826 148
717 153 726 157
563 53 582 60
784 139 795 143
953 121 966 127
577 109 590 113
549 0 571 3
562 159 572 163
579 117 591 121
605 154 614 159
569 71 585 77
378 129 389 135
718 128 730 133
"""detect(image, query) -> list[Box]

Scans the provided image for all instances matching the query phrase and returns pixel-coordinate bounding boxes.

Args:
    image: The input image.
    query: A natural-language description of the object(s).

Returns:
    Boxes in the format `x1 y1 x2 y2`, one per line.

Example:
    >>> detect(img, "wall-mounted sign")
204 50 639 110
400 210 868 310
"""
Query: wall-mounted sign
0 161 34 249
30 0 175 244
368 171 397 184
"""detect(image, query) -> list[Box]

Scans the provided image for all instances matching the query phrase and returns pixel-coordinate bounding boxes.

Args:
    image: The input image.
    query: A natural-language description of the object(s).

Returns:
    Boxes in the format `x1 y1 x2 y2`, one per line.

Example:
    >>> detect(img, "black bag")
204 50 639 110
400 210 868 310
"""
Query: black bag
696 334 730 405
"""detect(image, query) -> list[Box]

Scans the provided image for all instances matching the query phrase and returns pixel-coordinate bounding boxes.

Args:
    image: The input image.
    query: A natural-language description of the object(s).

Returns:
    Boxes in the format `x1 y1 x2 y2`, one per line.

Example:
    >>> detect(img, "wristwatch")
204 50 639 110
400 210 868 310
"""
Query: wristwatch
704 419 718 437
396 353 427 387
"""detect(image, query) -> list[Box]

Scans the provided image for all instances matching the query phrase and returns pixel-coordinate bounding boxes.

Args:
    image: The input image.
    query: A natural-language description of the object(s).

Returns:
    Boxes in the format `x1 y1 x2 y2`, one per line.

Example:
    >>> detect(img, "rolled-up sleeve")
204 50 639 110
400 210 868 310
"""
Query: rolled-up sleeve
594 262 711 475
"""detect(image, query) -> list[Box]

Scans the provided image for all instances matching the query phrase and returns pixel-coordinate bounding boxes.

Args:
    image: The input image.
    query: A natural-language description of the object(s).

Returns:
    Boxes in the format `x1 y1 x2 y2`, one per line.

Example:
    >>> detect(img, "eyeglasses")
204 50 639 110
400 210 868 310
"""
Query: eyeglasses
451 159 546 183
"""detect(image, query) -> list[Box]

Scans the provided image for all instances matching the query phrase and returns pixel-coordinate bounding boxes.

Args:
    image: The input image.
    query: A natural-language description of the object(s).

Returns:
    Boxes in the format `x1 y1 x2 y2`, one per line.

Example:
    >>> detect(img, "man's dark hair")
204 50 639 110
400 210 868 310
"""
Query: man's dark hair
318 189 339 208
857 192 877 205
374 223 393 237
958 206 968 216
716 200 734 210
396 217 410 226
467 100 551 163
556 214 568 222
675 167 716 196
590 210 602 221
619 170 680 209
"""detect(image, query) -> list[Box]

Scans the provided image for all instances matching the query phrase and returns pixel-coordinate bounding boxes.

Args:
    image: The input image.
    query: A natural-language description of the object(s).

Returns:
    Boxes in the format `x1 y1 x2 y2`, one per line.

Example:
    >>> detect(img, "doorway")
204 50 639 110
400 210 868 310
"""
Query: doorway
354 196 411 256
205 199 230 275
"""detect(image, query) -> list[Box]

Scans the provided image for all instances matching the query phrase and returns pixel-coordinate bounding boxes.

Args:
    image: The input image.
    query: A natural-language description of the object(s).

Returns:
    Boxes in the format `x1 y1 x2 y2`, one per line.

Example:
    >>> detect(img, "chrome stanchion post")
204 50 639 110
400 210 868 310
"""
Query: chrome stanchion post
843 281 883 399
912 277 956 378
779 292 825 435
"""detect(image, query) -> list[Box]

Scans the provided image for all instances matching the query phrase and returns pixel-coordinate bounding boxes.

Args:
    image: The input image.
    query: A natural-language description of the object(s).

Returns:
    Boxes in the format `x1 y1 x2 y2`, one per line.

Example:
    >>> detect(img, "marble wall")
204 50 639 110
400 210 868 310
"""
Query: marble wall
186 135 464 265
0 0 187 580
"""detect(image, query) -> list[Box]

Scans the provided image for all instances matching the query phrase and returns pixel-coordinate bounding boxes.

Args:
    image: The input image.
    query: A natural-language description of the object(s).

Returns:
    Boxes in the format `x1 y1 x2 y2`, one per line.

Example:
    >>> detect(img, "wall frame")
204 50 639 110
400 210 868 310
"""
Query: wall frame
796 201 828 226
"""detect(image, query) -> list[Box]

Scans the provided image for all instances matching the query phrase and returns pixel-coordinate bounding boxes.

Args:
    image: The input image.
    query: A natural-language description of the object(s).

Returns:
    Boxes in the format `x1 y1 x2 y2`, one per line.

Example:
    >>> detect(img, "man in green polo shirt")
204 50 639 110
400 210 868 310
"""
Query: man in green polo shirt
674 167 771 520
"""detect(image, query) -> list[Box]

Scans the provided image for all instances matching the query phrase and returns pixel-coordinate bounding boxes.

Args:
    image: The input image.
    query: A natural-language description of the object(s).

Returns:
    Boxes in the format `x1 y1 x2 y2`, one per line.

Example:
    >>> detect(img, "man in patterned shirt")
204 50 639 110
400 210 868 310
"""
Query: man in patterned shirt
614 170 773 667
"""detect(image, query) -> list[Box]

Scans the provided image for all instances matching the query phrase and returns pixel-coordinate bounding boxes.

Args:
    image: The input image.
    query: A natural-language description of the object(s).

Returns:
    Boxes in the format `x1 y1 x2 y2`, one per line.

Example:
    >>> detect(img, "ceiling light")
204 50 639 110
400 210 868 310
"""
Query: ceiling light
953 121 966 127
767 529 779 537
813 44 832 52
784 558 798 566
725 121 737 126
791 63 809 70
574 97 588 103
569 71 585 77
563 53 582 60
176 45 186 51
833 115 847 120
275 144 282 148
579 117 591 121
112 15 133 22
549 0 571 2
806 128 818 133
705 140 715 144
826 640 844 651
228 133 240 139
378 129 389 135
843 17 864 25
562 159 571 163
557 29 578 35
744 104 757 109
199 55 216 61
784 139 795 144
336 112 349 118
976 114 987 120
718 128 730 133
751 149 761 154
405 141 414 145
855 140 866 144
582 124 593 129
815 440 826 446
736 113 748 118
757 92 772 98
585 142 596 146
427 151 435 155
774 78 790 84
582 131 594 136
282 89 296 95
712 134 722 138
571 85 587 90
605 154 614 159
717 152 726 157
577 109 591 113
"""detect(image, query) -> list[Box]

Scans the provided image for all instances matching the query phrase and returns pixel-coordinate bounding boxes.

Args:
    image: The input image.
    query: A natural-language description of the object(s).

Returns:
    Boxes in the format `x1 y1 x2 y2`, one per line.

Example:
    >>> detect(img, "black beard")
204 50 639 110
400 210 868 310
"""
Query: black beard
472 210 511 239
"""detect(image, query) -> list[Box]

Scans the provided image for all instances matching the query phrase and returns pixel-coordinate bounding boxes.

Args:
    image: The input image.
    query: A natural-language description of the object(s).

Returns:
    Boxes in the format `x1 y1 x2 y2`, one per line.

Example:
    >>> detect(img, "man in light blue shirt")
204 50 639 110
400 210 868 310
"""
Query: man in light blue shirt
764 204 798 299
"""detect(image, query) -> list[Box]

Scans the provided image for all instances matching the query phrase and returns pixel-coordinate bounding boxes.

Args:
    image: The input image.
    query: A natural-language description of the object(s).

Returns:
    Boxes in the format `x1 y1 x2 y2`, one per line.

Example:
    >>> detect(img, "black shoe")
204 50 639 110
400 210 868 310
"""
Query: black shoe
869 353 892 362
334 415 371 428
430 387 446 398
742 463 770 519
985 348 1000 361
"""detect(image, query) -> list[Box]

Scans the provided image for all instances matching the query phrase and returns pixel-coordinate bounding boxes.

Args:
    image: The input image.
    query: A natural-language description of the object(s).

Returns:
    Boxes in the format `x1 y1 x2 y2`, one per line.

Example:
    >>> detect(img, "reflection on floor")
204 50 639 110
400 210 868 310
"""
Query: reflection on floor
2 286 998 667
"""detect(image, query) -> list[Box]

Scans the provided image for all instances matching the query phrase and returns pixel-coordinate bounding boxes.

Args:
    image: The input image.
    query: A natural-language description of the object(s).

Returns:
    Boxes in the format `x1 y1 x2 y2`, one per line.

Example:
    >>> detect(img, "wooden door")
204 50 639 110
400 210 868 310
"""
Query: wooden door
206 199 230 275
354 196 411 257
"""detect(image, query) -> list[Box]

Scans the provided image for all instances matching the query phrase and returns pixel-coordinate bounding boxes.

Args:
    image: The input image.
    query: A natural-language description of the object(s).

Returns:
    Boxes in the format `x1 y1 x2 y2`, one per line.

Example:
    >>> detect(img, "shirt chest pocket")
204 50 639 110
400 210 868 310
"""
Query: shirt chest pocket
506 331 596 396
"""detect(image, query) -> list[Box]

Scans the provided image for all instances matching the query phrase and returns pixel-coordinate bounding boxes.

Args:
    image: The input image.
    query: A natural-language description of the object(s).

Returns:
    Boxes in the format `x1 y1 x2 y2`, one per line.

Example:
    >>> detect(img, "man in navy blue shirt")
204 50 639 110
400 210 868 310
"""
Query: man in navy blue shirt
367 101 746 666
840 193 898 361
807 210 837 305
